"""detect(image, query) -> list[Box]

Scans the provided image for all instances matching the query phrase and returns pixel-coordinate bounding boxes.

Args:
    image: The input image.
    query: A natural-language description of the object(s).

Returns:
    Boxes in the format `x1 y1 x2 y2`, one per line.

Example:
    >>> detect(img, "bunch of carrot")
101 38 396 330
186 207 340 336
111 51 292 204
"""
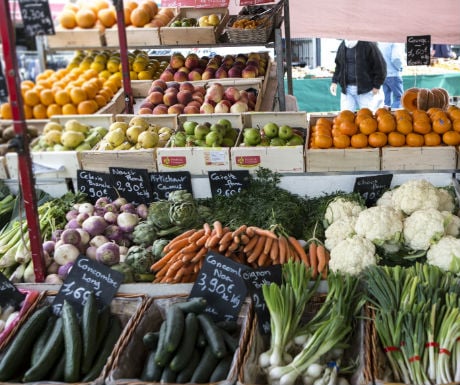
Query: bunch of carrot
150 221 330 284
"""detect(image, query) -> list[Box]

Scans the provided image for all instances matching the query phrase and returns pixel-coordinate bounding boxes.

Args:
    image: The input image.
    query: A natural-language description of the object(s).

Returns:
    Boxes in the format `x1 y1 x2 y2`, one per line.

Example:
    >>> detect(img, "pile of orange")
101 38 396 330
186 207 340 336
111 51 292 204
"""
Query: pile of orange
309 106 460 149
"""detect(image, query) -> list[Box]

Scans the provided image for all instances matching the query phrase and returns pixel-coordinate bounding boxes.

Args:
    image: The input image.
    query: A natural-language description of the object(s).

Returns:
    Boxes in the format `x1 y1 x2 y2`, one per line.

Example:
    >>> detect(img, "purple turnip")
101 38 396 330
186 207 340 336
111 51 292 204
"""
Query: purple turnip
65 218 81 230
120 203 136 214
96 242 120 266
43 240 55 255
86 246 97 260
76 212 90 224
113 197 128 209
60 229 81 246
51 229 64 242
136 204 148 220
58 262 74 280
104 211 118 225
78 202 95 215
53 244 80 266
82 216 107 236
89 235 110 248
117 212 139 233
66 209 79 222
104 225 124 243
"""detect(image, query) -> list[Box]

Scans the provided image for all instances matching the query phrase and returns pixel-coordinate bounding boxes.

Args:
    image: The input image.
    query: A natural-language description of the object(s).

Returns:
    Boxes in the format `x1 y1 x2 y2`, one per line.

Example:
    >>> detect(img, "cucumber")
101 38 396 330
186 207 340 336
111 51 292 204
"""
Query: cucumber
154 321 173 367
48 354 65 382
190 345 220 383
81 291 99 374
209 355 233 382
220 328 239 353
164 305 185 352
142 331 160 350
22 317 65 382
82 315 123 382
0 304 51 381
216 320 239 333
175 297 207 313
62 300 82 383
160 365 177 383
196 329 207 348
175 349 200 383
30 315 56 366
169 312 199 372
95 305 111 353
197 313 227 359
141 350 163 381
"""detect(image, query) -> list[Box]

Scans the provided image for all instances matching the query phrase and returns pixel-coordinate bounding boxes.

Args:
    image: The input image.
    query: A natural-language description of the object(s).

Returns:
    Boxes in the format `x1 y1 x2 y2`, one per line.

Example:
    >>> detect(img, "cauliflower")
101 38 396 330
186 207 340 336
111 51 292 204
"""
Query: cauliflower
324 216 357 251
375 190 393 207
391 179 440 215
354 206 403 250
442 211 460 237
437 188 456 213
403 208 446 251
324 197 364 227
426 236 460 274
329 235 377 276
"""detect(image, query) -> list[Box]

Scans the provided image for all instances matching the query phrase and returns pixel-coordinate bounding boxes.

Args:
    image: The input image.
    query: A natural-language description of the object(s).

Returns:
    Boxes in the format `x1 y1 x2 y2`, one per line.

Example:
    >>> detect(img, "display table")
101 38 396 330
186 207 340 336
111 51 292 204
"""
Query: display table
290 73 460 112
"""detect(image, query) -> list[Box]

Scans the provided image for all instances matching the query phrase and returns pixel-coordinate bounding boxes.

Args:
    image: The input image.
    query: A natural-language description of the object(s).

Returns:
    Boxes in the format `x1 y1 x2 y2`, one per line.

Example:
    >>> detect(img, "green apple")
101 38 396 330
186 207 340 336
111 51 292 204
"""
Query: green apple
217 118 232 131
270 137 287 146
262 122 279 139
171 132 186 147
183 121 198 135
243 127 261 146
210 123 226 137
286 133 304 146
278 124 293 140
205 131 223 146
222 137 235 147
194 124 210 140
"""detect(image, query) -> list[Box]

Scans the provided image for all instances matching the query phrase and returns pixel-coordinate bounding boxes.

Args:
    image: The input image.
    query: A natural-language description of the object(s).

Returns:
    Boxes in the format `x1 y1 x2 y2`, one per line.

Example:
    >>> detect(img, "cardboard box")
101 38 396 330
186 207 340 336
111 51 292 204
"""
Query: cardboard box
45 26 105 49
160 7 229 45
104 25 161 47
231 112 307 173
381 146 457 171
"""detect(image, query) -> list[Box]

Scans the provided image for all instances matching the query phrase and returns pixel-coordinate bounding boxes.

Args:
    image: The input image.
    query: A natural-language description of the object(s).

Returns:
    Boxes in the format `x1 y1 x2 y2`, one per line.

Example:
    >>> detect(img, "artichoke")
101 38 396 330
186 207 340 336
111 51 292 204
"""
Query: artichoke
132 221 157 246
169 201 199 228
125 246 156 274
148 200 174 229
168 190 194 204
152 239 169 259
110 263 135 283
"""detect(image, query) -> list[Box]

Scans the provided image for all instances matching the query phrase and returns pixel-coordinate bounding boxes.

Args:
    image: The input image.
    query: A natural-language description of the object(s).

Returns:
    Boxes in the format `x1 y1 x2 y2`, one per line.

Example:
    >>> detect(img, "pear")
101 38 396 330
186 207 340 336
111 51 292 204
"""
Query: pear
64 119 89 134
61 131 85 149
105 128 126 147
109 121 129 132
43 121 63 133
137 131 159 149
126 125 147 144
91 126 108 137
128 116 149 130
44 130 62 146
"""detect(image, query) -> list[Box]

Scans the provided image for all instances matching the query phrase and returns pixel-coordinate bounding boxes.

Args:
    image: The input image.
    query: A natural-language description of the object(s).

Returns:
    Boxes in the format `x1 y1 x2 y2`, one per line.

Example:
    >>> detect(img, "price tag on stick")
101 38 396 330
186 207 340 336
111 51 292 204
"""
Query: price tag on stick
0 272 26 308
149 171 193 201
77 170 118 204
52 256 124 316
208 170 250 198
353 174 393 207
109 167 153 205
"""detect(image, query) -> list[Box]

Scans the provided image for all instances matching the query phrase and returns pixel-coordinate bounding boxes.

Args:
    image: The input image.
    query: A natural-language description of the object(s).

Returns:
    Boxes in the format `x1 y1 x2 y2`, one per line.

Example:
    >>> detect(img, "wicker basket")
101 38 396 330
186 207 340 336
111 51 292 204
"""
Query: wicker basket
238 2 284 29
226 15 273 44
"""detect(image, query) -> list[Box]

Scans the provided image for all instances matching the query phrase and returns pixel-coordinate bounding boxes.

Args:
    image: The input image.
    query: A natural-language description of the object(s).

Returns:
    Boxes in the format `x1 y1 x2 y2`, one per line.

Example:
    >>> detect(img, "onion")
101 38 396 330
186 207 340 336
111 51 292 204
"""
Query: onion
66 209 79 222
82 215 107 236
136 204 148 220
45 274 63 285
58 262 74 279
104 225 124 243
65 218 81 230
53 244 80 265
104 211 118 225
43 240 55 255
78 203 95 215
120 203 136 214
89 235 110 248
86 246 98 260
96 242 120 266
51 229 64 242
113 197 128 209
77 212 90 224
61 229 81 246
117 212 139 233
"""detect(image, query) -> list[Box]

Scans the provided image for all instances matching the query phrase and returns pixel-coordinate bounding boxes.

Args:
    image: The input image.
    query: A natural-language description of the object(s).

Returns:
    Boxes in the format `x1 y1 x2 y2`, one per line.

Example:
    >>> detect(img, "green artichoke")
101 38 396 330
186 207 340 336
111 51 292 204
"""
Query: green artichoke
169 201 199 228
148 200 174 229
168 190 194 204
152 239 169 259
110 263 135 283
125 246 156 274
132 221 157 246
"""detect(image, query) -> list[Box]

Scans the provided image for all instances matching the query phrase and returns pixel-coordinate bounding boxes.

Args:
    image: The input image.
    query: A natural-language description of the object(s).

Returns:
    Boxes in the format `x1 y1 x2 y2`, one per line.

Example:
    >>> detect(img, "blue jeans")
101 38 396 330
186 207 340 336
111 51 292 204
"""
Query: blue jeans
383 76 404 109
340 85 383 112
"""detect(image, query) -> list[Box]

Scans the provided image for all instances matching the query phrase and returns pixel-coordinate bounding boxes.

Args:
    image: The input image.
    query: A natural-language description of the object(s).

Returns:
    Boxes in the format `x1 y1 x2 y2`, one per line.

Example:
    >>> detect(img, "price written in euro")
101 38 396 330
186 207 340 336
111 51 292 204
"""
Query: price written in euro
52 282 102 314
80 186 109 199
196 273 240 309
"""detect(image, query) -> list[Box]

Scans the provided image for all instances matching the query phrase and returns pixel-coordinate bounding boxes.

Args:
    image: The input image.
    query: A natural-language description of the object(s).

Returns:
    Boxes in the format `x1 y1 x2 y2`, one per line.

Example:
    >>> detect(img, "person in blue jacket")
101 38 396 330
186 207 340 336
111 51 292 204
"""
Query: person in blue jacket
379 42 405 109
432 44 457 59
330 40 387 112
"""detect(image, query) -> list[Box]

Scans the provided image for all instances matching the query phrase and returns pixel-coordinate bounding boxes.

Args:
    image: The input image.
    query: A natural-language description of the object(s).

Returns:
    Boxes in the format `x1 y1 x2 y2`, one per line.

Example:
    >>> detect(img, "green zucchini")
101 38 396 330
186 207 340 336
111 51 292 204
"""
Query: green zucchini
62 300 82 383
81 291 99 374
30 315 57 366
82 314 123 382
141 350 163 381
197 313 227 358
0 305 51 381
142 331 160 350
190 345 220 383
154 321 173 367
209 355 233 382
160 365 177 383
22 317 65 382
175 349 200 383
169 312 199 372
175 297 207 313
164 305 185 352
220 328 239 353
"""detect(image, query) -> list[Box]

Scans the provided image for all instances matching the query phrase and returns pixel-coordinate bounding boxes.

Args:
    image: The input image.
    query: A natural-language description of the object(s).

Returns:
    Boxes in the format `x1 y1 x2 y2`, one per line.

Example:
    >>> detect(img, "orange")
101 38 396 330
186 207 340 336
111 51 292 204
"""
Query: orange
312 125 332 137
103 80 118 94
69 87 88 104
447 107 460 121
130 7 151 27
368 132 388 148
46 103 62 118
413 120 432 135
314 135 333 149
54 89 71 106
396 118 413 135
39 89 55 106
374 107 390 119
378 114 396 133
452 119 460 133
316 117 333 128
406 132 424 147
98 7 116 27
0 103 12 119
394 109 412 121
94 94 107 108
82 83 98 99
62 103 78 115
387 131 405 147
123 7 133 25
75 8 97 28
32 104 47 119
442 130 460 146
359 117 377 135
335 110 355 125
424 132 441 146
432 118 452 134
23 104 33 119
350 133 368 148
21 80 35 89
412 109 430 122
333 134 350 149
339 120 358 136
356 107 373 117
77 100 99 114
23 89 41 107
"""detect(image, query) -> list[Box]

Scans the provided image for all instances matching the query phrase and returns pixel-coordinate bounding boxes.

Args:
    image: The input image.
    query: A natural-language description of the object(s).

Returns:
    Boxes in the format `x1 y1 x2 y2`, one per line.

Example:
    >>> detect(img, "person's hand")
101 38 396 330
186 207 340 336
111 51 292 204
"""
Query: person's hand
372 88 379 95
330 83 337 96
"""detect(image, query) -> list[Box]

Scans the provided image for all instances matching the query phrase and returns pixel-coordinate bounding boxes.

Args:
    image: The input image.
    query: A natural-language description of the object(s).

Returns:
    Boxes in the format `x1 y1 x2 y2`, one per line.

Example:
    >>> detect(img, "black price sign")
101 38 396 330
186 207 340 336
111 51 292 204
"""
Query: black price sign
354 174 393 207
242 265 282 335
208 170 250 198
52 256 123 316
77 170 117 204
0 272 26 308
407 35 431 66
18 0 55 36
110 167 153 205
150 171 193 201
190 251 247 322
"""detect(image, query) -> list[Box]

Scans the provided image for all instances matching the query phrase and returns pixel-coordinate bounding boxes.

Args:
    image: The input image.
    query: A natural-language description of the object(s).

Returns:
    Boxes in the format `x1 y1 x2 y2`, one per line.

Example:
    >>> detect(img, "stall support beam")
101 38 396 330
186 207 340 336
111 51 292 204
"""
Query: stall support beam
275 28 286 111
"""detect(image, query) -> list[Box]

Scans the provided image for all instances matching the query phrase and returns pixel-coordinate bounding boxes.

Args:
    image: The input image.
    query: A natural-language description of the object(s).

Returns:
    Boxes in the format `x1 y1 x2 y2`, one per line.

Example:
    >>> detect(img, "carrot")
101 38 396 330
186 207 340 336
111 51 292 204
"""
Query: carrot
245 226 256 238
203 222 211 235
317 244 328 278
228 240 240 252
182 242 199 254
243 234 260 254
191 246 208 263
188 229 205 243
150 248 180 271
181 252 197 263
196 233 210 247
240 234 250 245
164 238 190 253
166 258 184 278
269 239 279 262
254 227 278 240
213 221 223 238
263 236 274 255
231 224 247 238
257 253 269 267
218 242 230 253
205 234 221 249
153 255 177 278
218 231 234 246
164 229 196 252
247 236 266 263
288 236 310 267
174 264 195 281
278 236 288 264
309 242 318 278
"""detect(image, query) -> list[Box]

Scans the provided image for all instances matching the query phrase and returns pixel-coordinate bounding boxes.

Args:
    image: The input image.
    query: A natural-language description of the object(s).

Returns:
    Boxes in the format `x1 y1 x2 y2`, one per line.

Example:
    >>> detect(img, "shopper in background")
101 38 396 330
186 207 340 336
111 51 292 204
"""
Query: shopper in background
379 42 405 109
432 44 457 59
330 40 387 112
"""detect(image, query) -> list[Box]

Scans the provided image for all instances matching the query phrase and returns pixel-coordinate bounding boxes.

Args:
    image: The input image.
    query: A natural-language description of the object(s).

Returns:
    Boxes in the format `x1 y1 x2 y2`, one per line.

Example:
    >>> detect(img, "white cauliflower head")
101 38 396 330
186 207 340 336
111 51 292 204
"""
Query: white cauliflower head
426 236 460 274
376 190 393 207
403 208 446 251
329 235 377 276
324 216 357 251
355 206 404 246
324 197 364 227
391 179 440 215
437 188 455 213
442 211 460 237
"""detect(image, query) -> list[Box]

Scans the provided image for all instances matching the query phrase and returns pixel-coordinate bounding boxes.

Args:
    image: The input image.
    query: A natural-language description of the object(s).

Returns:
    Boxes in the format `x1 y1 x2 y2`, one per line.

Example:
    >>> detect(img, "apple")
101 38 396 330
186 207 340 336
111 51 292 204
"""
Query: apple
183 105 200 114
151 79 168 90
270 137 286 146
167 103 185 115
201 69 216 80
242 65 258 78
286 133 305 146
168 82 181 91
230 101 249 113
147 91 164 105
184 53 199 69
259 137 270 146
139 101 155 110
169 53 185 69
188 70 202 81
194 85 206 96
200 102 214 114
262 122 279 139
278 125 293 140
191 92 204 104
205 84 224 104
221 137 235 147
194 124 210 139
215 68 228 79
228 66 242 78
222 54 235 67
160 71 174 82
187 100 202 109
235 54 247 64
224 128 238 143
179 82 195 93
152 104 169 115
239 90 249 104
177 90 193 105
148 84 165 94
224 87 241 103
243 128 261 146
183 120 198 135
138 107 153 114
178 66 190 74
217 118 232 131
210 123 226 137
214 101 229 113
205 131 223 147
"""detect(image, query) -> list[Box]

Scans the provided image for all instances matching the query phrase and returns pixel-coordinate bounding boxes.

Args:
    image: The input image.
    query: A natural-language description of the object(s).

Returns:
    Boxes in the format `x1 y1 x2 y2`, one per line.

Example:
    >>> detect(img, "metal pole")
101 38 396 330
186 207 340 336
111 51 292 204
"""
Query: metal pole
0 0 46 282
113 0 134 114
283 0 293 96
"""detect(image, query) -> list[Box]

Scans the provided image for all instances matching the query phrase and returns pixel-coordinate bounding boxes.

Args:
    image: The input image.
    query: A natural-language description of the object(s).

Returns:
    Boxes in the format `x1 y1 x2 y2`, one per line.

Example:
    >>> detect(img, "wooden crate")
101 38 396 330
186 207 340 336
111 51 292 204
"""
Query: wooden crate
50 114 114 128
0 156 9 179
104 26 161 47
381 146 457 171
78 149 157 173
45 26 105 49
160 7 229 45
306 148 381 172
99 88 127 115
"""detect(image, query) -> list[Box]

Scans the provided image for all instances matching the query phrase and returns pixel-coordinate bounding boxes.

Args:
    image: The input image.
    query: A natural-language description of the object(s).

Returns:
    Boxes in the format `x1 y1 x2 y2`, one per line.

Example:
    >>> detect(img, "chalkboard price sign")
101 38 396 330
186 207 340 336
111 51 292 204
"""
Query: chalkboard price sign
353 174 393 207
208 170 250 198
18 0 55 36
407 35 431 66
190 251 248 322
109 167 153 205
52 256 123 316
77 170 117 204
0 272 26 308
242 265 282 335
150 171 193 201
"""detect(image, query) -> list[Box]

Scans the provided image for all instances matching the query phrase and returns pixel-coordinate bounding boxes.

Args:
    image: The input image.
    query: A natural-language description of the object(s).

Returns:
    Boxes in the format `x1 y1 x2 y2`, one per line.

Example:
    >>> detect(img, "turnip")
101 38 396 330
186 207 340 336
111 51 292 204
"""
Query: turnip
86 246 97 260
58 262 74 280
43 240 55 255
82 216 107 236
95 197 110 209
65 218 81 230
43 250 53 267
66 209 79 222
113 197 128 209
76 229 90 246
60 229 81 246
104 225 124 243
96 242 120 266
136 204 148 220
53 244 80 265
52 229 64 242
104 203 118 213
47 262 60 275
117 212 139 233
54 239 64 249
104 211 118 225
78 202 95 215
120 203 136 214
45 274 63 285
76 212 90 224
89 235 110 248
118 237 132 248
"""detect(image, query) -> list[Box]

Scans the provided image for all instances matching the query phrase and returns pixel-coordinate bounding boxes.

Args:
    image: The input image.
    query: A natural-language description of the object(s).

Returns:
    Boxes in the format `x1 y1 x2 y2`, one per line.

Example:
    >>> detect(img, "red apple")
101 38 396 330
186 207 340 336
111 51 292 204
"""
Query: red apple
215 67 228 79
178 66 190 74
139 107 153 114
230 100 249 113
168 103 185 115
167 82 180 91
191 92 204 104
201 68 216 81
148 85 165 94
177 90 193 105
174 71 188 82
152 104 169 114
183 105 200 114
228 66 242 78
184 53 199 70
160 71 174 82
147 91 164 105
214 100 230 113
194 86 206 96
139 101 155 110
242 65 258 78
187 100 202 108
188 70 202 81
223 86 241 103
198 58 208 69
205 83 224 103
200 102 215 114
163 92 178 106
170 53 185 69
179 82 195 92
152 79 168 91
239 90 249 103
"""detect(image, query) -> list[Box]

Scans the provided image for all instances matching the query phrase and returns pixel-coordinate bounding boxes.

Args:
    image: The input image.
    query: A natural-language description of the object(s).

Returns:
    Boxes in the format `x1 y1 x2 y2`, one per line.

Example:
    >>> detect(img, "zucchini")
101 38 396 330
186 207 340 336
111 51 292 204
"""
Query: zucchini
164 305 185 352
141 350 163 381
175 297 207 313
30 314 57 366
190 345 220 383
62 300 82 383
82 314 123 382
22 317 65 382
197 313 227 359
160 365 177 383
81 291 99 374
209 355 233 383
154 321 173 367
0 304 51 381
142 331 160 350
220 328 239 353
169 312 199 372
175 349 200 384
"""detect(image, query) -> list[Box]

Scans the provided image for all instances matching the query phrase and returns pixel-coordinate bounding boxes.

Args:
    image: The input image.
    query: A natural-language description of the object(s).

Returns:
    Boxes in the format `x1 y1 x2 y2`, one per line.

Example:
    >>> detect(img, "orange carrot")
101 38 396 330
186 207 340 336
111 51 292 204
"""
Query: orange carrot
213 221 223 238
166 259 184 278
247 236 266 263
254 227 278 240
164 229 196 252
228 241 240 252
203 222 211 236
309 242 318 278
288 236 310 267
188 229 205 243
151 248 180 271
164 237 190 253
263 236 274 255
182 242 199 254
196 233 210 247
206 234 220 249
240 234 250 245
181 252 196 263
278 236 288 264
257 253 269 267
246 226 256 238
231 224 247 238
191 246 208 263
174 264 195 281
218 231 234 246
218 242 230 253
269 238 279 262
317 244 328 278
243 234 260 254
